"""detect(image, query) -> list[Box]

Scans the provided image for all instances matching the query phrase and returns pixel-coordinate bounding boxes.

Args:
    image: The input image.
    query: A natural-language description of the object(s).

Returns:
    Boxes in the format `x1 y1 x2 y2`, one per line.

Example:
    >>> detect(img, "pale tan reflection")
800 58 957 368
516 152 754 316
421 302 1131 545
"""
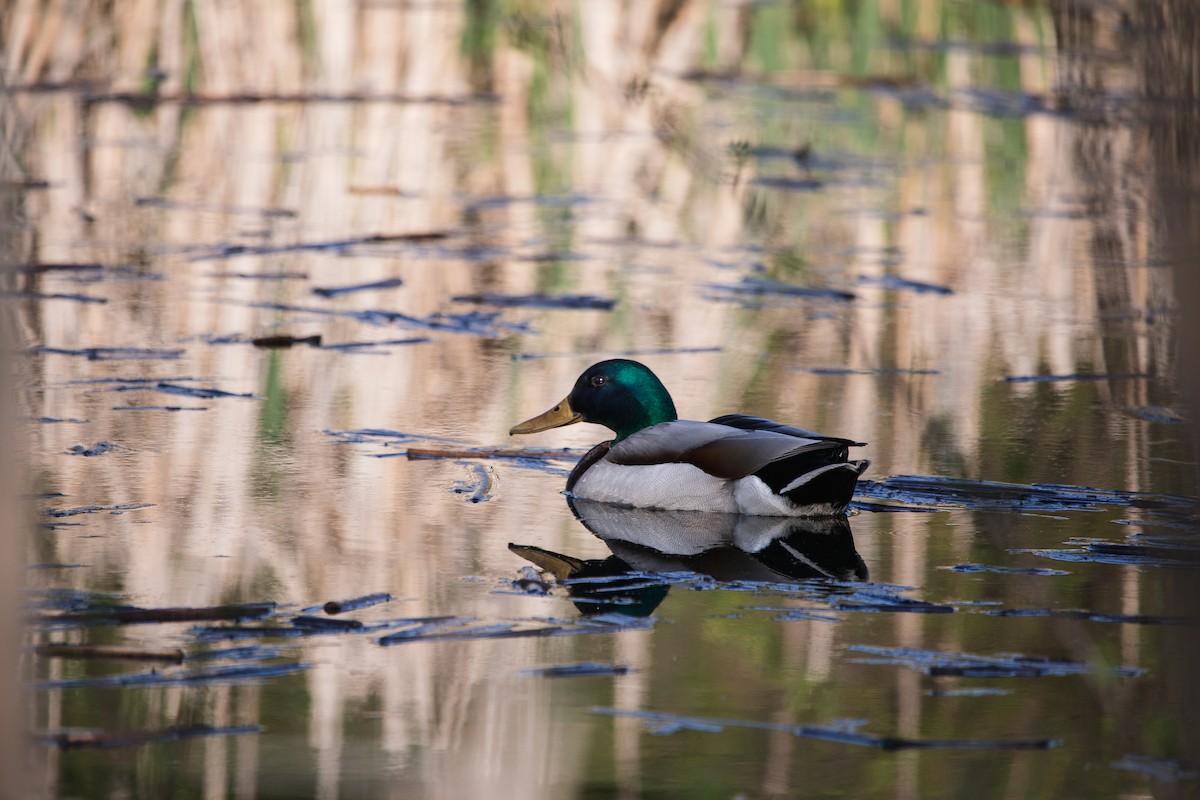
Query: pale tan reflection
8 0 1177 796
613 632 649 800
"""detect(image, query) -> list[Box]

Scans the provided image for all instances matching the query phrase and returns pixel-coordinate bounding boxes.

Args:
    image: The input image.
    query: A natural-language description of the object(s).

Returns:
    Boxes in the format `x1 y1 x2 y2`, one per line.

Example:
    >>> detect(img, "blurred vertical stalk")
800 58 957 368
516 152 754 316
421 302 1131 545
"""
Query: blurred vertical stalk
1054 0 1200 766
1139 0 1200 768
0 67 34 800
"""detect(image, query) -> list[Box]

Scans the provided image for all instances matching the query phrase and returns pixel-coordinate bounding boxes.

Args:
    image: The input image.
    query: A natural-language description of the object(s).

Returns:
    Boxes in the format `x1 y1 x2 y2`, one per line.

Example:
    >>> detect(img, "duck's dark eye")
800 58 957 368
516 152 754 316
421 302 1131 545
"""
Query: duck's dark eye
590 375 607 388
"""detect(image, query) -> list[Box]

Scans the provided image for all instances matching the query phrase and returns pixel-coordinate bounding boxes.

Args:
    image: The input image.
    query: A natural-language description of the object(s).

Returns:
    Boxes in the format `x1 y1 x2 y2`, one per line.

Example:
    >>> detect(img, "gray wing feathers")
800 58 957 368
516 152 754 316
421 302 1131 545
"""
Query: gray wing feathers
608 420 834 481
710 414 866 447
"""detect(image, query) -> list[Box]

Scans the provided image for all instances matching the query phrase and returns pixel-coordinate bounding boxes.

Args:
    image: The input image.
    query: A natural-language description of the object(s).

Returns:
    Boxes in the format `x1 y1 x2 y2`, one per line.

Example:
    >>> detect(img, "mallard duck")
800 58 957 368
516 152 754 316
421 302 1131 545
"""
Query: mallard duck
509 359 869 517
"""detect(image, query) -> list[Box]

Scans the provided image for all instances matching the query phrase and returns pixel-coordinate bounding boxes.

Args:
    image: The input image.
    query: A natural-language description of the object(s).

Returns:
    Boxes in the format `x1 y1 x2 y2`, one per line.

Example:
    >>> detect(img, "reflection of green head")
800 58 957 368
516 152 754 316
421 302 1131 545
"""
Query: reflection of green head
565 555 670 617
508 544 670 617
567 359 678 442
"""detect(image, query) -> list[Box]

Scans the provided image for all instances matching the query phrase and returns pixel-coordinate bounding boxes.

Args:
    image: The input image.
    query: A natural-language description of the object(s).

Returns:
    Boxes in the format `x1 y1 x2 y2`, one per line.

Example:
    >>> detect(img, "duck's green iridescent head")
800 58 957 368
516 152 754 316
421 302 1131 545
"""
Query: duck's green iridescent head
510 359 678 442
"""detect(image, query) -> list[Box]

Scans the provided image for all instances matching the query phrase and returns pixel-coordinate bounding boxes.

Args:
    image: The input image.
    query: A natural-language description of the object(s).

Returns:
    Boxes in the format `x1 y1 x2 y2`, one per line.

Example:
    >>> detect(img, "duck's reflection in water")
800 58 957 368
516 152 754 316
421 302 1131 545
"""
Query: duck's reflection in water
510 499 867 616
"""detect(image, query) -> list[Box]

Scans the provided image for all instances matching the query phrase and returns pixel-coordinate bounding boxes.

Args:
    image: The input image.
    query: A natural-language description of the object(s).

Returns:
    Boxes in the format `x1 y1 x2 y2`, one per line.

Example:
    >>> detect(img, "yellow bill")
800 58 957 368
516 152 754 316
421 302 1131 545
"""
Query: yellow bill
509 397 581 435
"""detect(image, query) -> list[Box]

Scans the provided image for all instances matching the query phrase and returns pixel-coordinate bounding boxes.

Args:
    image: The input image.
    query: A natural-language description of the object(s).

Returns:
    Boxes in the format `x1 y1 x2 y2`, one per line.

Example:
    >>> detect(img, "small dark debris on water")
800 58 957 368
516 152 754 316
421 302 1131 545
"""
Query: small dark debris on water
32 417 88 424
113 405 208 412
1123 405 1185 425
31 345 183 361
857 274 953 295
943 563 1070 576
36 724 261 750
1111 754 1199 783
513 577 553 595
522 662 631 678
508 566 552 595
452 292 616 311
591 708 1057 750
26 563 84 570
324 592 394 615
312 278 405 298
65 442 117 457
848 644 1143 678
251 334 322 348
449 463 494 503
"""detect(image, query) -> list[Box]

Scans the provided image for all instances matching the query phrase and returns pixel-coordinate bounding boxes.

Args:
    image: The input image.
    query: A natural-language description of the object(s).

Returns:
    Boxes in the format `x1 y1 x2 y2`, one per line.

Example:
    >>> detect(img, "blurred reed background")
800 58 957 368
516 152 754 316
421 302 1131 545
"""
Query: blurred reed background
0 58 33 800
1 0 1197 797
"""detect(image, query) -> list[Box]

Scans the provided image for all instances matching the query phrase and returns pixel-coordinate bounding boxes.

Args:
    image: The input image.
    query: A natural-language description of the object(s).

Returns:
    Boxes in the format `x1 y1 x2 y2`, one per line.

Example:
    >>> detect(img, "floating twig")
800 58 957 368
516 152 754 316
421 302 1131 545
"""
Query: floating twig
34 644 184 663
251 334 323 348
45 502 155 518
193 232 452 261
312 278 405 298
33 602 275 626
323 592 394 615
321 337 431 351
291 616 364 631
452 292 615 310
857 273 953 295
522 662 632 678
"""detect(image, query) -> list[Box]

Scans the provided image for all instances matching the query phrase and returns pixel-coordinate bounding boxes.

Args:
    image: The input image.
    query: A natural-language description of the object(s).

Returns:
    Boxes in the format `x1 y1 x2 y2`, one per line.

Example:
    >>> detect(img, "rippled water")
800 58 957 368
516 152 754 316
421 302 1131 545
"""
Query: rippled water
5 2 1199 798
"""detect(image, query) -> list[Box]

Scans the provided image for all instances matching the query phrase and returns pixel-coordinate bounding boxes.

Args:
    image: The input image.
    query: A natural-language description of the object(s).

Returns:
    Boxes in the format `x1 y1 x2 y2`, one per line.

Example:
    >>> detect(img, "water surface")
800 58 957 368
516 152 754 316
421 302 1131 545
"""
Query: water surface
6 2 1199 798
